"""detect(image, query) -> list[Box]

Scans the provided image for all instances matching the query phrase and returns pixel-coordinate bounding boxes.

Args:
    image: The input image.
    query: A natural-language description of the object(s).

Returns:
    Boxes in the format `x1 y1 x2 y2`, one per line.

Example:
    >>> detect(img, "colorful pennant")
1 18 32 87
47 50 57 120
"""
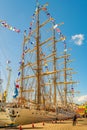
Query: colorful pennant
0 20 20 33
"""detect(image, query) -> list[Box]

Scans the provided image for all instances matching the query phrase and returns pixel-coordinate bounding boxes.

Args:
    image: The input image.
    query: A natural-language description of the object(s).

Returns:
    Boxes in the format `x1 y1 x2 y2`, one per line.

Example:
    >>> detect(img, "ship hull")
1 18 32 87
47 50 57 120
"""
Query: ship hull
0 111 13 126
7 108 72 125
0 107 74 126
6 107 64 125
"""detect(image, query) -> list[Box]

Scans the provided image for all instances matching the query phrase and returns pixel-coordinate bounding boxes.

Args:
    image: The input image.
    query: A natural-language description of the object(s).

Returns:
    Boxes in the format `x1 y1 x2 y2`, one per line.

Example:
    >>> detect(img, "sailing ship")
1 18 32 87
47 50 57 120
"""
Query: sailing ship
3 1 78 126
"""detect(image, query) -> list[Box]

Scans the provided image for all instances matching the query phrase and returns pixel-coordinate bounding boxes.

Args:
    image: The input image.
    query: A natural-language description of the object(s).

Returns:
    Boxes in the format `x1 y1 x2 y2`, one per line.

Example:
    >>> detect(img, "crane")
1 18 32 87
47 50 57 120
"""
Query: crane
3 63 12 102
0 19 20 102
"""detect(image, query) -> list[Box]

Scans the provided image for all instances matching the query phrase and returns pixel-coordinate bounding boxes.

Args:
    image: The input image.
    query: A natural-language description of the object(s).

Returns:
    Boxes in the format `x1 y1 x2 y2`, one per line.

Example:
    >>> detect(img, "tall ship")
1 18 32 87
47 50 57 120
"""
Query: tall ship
1 0 78 126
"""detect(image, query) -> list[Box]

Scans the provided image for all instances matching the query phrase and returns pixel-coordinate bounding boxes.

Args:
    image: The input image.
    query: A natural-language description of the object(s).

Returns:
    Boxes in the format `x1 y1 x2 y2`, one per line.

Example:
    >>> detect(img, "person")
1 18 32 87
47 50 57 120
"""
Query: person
73 114 77 126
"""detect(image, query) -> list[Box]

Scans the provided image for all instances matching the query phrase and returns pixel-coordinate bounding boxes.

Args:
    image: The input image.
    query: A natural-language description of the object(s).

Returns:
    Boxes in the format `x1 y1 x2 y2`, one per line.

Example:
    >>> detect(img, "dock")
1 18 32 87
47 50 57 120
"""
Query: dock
0 118 87 130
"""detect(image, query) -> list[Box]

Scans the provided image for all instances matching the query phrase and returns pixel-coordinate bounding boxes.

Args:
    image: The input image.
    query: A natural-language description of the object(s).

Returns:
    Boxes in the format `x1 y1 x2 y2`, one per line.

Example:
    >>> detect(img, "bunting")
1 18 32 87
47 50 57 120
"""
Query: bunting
71 85 74 97
41 3 67 45
28 11 36 36
0 20 20 33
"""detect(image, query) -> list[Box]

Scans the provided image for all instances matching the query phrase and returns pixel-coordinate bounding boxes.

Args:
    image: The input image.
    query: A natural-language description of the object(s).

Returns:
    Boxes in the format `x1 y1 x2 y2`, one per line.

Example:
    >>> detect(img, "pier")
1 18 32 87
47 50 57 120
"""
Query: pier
0 118 87 130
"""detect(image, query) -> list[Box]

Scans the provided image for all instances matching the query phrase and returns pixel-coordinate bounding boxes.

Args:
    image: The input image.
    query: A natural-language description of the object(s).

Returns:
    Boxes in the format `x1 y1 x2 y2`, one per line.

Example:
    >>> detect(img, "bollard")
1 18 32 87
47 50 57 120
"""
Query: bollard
32 123 34 128
19 125 22 130
43 122 45 125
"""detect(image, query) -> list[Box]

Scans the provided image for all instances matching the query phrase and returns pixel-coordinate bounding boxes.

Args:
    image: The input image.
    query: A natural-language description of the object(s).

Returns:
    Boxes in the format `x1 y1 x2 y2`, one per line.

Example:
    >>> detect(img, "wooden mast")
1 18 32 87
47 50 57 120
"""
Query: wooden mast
36 1 41 105
64 42 67 106
53 23 57 106
20 31 26 101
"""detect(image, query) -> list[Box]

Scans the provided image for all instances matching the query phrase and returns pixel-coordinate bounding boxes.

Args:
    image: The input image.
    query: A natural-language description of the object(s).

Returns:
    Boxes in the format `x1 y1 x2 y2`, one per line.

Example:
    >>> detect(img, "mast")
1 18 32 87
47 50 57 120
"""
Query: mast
62 43 78 107
64 42 67 106
20 31 26 100
0 65 3 102
53 23 57 105
36 1 41 105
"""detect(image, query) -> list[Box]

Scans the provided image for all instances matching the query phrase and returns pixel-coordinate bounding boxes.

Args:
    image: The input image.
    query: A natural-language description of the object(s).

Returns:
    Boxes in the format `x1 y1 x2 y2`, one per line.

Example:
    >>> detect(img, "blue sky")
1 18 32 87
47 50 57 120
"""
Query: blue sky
0 0 87 104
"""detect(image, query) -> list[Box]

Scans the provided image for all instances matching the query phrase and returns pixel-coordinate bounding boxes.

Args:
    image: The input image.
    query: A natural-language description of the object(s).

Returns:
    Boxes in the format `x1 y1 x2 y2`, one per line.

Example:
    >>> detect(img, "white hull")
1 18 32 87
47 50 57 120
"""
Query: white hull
5 107 74 126
6 108 64 125
0 111 13 126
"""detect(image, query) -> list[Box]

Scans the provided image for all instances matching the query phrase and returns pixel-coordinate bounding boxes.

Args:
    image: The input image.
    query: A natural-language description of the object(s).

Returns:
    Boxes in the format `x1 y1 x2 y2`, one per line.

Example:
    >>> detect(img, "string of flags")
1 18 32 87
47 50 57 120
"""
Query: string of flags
0 19 20 33
26 2 66 44
71 85 74 97
41 4 66 44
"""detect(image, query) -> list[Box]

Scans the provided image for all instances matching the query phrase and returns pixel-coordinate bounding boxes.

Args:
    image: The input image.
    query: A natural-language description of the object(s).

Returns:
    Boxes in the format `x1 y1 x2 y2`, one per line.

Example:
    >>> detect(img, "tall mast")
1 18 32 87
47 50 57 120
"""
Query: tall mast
20 31 26 99
64 42 67 106
36 1 41 105
0 65 3 102
53 24 57 105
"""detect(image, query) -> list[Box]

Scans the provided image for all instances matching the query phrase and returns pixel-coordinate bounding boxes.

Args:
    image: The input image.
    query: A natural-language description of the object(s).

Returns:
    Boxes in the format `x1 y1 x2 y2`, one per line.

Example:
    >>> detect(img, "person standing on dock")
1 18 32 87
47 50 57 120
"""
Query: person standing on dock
72 114 77 126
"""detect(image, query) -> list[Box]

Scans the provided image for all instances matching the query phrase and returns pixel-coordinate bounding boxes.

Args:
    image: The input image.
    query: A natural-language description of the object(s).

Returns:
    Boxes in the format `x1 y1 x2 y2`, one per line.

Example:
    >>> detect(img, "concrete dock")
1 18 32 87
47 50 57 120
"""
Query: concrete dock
0 118 87 130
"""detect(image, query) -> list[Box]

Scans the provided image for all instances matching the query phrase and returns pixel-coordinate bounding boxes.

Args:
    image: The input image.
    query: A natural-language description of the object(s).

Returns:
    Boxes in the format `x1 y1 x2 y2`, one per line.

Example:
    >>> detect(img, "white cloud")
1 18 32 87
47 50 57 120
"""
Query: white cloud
74 95 87 104
71 34 84 45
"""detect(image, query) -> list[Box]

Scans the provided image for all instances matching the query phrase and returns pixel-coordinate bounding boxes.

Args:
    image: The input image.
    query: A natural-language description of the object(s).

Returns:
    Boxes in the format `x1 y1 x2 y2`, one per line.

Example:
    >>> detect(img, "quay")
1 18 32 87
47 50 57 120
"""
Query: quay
0 118 87 130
